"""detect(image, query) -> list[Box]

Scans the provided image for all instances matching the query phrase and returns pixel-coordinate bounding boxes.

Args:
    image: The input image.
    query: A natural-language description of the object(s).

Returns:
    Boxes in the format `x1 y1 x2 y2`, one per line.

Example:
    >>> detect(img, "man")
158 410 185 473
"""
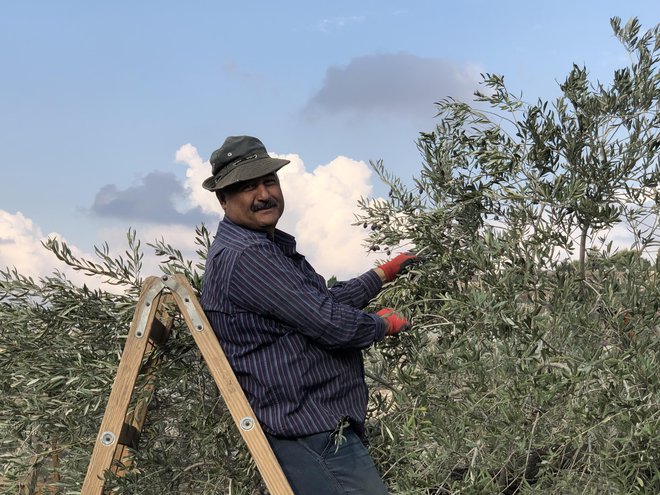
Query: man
201 136 417 494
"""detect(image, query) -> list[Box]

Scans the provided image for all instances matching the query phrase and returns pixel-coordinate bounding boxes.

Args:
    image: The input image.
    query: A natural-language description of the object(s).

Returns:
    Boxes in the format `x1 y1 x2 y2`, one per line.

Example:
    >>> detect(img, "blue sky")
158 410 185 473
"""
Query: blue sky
1 1 658 283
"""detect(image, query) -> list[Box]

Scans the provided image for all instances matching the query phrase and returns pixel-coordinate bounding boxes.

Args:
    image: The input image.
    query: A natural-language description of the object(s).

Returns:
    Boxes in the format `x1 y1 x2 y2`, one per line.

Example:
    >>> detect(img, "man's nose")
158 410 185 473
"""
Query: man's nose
255 183 270 200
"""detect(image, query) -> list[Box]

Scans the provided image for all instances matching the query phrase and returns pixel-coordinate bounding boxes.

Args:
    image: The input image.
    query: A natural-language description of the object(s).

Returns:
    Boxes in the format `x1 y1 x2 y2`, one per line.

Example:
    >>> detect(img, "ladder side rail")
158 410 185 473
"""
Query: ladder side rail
165 274 294 495
113 293 175 477
81 277 166 495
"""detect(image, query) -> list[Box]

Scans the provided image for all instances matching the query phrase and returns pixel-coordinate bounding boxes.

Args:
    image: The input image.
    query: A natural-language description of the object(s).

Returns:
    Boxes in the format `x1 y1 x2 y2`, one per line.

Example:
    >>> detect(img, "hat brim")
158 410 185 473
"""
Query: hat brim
202 157 290 191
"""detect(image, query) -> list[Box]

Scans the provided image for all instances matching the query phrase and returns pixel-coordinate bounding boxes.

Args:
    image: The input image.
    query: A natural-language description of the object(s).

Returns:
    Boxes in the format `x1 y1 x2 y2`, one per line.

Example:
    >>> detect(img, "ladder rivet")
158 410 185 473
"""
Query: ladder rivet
184 297 190 302
196 325 203 331
239 417 255 431
162 275 169 281
145 302 150 307
101 431 116 446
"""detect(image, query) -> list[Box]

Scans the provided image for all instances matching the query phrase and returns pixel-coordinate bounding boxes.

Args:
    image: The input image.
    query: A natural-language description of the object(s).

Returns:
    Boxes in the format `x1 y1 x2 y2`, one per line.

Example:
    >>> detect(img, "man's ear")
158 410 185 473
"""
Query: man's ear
216 190 227 210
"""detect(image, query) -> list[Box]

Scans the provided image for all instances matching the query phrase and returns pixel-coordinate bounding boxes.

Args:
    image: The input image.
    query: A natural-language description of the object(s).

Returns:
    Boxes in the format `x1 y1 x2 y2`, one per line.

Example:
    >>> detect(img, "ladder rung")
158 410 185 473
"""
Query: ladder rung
148 317 169 345
118 423 141 450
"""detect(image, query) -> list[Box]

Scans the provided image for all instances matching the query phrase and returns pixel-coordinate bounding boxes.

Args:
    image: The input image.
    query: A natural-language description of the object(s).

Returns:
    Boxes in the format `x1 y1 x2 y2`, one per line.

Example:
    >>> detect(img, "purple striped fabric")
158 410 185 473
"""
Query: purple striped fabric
201 218 386 437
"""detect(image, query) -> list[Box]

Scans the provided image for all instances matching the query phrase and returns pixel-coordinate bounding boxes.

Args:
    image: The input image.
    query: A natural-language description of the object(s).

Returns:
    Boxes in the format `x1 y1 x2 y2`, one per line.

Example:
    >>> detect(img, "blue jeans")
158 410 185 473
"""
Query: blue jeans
266 426 389 494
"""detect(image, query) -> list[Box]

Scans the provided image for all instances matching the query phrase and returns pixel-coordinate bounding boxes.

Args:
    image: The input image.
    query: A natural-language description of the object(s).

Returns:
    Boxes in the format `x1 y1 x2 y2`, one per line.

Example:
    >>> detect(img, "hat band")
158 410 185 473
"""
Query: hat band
213 153 265 185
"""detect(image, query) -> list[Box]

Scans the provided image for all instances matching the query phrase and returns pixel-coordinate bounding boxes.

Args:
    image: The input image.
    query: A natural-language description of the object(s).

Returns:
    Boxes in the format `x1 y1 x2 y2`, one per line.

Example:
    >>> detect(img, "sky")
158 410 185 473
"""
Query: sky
1 1 658 286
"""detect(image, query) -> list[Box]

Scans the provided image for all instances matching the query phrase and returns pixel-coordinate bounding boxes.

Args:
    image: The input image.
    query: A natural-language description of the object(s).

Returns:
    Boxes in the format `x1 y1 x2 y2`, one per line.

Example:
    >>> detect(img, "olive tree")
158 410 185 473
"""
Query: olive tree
358 17 659 494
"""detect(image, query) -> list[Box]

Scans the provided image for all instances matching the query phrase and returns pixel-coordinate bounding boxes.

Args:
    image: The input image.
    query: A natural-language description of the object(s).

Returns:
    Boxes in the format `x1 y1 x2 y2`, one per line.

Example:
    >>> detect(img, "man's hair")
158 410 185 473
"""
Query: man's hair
215 182 242 203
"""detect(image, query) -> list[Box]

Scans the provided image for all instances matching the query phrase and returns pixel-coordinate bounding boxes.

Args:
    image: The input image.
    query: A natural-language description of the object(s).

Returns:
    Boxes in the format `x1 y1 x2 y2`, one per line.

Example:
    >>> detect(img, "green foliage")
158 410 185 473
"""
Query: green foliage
0 227 263 494
2 16 659 495
0 267 133 492
357 17 660 494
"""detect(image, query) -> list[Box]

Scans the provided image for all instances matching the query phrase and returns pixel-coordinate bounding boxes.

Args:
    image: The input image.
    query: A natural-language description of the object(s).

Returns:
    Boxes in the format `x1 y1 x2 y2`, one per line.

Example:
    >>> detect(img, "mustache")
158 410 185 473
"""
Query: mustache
251 199 278 212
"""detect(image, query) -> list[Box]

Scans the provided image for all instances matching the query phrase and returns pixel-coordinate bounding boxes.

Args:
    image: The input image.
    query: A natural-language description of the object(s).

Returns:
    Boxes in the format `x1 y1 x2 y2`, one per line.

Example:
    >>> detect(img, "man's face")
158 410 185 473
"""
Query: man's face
220 173 285 235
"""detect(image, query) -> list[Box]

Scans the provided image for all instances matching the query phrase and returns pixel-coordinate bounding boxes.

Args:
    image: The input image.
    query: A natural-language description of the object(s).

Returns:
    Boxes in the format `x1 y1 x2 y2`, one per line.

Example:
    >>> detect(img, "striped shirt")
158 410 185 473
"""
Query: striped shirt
201 218 386 437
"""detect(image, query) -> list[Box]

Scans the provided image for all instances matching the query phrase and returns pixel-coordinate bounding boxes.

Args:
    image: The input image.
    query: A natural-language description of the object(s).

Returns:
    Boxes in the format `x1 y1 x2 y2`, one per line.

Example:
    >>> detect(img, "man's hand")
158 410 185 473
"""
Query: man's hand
377 308 411 336
376 252 422 283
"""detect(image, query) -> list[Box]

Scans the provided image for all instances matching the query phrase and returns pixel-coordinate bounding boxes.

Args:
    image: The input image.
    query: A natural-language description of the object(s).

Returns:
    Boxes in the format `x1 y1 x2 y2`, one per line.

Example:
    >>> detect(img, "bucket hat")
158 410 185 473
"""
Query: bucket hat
202 136 290 191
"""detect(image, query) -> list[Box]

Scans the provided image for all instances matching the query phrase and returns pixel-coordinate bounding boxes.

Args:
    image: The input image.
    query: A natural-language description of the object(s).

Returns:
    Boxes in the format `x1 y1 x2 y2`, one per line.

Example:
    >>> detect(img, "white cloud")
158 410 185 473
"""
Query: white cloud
316 16 366 33
0 210 53 279
0 210 108 289
175 144 380 280
176 143 218 215
276 153 377 279
97 223 211 279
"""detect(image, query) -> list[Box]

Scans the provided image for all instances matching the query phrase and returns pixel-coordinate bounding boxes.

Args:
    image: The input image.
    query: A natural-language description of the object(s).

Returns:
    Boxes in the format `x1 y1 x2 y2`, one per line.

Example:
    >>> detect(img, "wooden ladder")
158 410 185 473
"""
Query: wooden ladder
81 273 293 494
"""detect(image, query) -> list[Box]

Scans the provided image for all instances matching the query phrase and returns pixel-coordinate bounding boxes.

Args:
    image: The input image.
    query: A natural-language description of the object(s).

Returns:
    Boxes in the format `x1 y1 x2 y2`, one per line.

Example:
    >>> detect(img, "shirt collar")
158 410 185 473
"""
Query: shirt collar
221 217 298 253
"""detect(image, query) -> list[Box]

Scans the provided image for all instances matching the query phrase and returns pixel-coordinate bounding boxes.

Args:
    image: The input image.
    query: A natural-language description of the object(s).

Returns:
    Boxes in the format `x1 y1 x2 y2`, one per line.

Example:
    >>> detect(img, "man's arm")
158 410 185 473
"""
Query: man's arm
327 270 382 309
228 243 387 349
329 253 422 308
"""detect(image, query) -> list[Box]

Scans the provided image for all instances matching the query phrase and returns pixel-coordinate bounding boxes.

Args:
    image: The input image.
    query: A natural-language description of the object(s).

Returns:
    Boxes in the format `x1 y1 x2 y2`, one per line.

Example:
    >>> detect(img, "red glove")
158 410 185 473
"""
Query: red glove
377 252 420 282
377 308 411 336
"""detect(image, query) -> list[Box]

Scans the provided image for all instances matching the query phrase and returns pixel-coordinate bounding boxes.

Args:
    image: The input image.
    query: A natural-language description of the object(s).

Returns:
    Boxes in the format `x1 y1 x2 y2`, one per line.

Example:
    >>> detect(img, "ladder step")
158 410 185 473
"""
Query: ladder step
118 423 141 450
